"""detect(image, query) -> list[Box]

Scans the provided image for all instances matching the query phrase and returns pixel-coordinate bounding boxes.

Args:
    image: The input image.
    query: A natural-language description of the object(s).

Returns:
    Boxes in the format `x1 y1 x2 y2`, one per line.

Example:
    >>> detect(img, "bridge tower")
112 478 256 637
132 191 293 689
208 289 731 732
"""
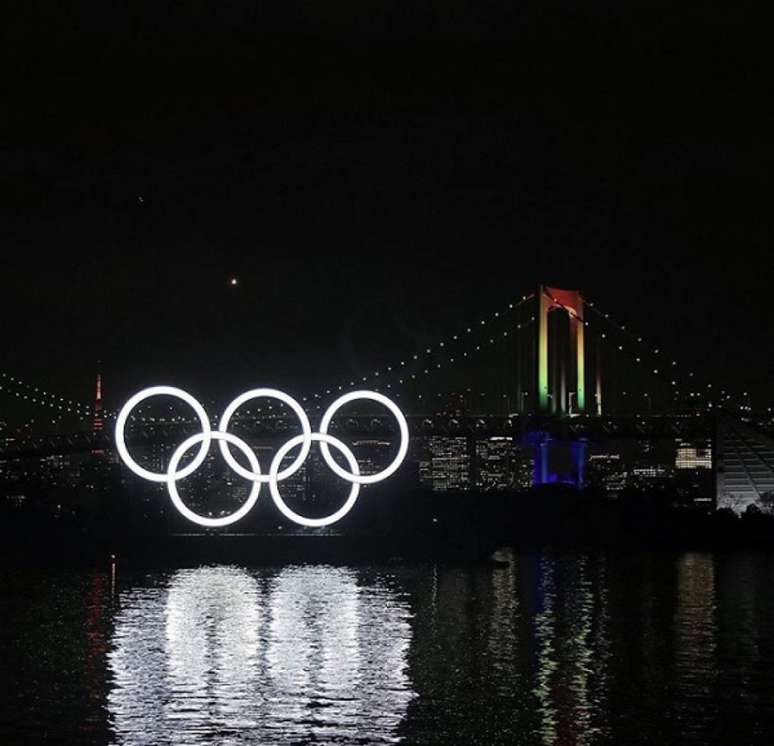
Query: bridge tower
537 285 585 415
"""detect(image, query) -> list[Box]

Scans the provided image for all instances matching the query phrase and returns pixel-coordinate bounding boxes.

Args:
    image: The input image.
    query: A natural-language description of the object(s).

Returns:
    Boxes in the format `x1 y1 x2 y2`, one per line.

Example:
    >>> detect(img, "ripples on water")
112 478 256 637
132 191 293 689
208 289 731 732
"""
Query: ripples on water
4 552 774 744
109 566 413 744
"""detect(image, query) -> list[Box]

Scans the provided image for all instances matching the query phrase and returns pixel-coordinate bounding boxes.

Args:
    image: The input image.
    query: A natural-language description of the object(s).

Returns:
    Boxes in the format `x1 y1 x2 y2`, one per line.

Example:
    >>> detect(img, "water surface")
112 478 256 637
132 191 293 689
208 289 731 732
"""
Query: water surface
3 550 774 744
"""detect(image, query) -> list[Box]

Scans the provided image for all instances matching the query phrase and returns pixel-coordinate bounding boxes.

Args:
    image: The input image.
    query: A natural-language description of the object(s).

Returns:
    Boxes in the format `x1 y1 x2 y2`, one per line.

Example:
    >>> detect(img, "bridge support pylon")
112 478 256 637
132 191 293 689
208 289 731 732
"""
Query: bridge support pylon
537 285 585 415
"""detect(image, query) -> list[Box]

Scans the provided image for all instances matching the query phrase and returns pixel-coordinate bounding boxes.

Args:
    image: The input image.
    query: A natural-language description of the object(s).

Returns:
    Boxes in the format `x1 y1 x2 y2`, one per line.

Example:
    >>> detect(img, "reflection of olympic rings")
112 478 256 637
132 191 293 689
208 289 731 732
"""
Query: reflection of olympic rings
114 386 409 527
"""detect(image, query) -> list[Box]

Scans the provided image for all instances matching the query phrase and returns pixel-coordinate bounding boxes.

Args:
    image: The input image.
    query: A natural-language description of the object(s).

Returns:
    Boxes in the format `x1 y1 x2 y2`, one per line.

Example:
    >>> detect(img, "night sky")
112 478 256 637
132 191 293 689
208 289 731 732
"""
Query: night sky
1 3 770 418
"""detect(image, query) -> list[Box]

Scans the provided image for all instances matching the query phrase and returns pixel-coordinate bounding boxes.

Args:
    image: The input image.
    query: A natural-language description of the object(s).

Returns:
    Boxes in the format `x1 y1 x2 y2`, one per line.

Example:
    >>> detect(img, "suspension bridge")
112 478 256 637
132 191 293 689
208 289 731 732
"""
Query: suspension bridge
1 286 771 511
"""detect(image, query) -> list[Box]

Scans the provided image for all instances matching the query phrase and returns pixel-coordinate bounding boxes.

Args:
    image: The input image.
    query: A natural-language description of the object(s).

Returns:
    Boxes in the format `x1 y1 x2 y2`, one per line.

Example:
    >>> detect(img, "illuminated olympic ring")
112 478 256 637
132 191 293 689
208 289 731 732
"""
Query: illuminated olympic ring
114 386 409 528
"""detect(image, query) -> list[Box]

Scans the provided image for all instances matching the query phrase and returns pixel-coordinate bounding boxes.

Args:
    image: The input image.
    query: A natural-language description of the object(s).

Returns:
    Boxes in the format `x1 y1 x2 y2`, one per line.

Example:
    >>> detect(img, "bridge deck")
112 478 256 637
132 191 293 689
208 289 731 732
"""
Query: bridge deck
1 414 715 460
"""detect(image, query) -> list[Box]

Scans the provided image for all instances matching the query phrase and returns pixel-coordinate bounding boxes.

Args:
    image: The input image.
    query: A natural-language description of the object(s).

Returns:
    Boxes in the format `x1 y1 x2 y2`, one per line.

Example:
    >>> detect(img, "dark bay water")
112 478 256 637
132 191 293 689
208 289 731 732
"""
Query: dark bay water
3 550 774 745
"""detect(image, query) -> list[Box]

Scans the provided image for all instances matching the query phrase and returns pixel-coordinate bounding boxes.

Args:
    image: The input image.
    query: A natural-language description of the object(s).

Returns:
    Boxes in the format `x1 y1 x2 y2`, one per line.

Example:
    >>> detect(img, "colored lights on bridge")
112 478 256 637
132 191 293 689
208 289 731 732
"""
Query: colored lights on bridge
304 293 536 406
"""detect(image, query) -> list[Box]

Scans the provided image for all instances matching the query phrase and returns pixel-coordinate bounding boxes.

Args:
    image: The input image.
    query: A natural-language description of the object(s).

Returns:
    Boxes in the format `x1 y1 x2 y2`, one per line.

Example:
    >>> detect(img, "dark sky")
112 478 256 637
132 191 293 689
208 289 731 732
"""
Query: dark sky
1 3 770 419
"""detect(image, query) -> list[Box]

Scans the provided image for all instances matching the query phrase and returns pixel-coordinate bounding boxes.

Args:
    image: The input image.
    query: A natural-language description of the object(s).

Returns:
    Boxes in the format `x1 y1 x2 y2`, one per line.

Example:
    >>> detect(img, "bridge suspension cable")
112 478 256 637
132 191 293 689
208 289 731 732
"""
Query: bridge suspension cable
377 316 537 413
2 293 539 429
5 288 747 433
580 295 731 411
303 293 536 412
0 371 100 421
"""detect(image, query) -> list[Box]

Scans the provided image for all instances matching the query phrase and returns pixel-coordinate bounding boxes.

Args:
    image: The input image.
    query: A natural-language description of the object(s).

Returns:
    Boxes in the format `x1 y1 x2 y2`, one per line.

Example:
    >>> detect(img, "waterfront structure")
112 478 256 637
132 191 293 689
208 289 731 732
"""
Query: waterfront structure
716 419 774 514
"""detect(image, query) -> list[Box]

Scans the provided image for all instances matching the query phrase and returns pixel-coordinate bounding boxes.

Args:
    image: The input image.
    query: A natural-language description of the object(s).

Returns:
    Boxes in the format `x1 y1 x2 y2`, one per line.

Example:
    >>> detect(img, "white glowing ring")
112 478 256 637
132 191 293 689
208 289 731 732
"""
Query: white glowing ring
115 386 211 483
167 430 262 527
217 388 312 483
318 390 409 484
269 433 360 528
115 386 409 528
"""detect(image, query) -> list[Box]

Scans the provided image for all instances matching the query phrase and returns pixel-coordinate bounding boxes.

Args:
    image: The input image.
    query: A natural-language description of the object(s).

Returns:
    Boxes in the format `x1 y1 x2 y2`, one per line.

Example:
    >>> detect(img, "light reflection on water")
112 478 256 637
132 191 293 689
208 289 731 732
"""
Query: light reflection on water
673 554 717 743
107 566 414 745
6 552 774 744
533 555 558 745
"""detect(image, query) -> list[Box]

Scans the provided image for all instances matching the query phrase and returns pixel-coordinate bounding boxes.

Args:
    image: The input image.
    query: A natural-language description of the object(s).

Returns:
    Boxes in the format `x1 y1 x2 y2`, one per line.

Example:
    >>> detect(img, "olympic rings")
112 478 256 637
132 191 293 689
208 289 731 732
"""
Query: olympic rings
269 433 360 528
319 391 410 485
168 431 262 527
115 386 211 483
114 386 409 527
218 388 312 483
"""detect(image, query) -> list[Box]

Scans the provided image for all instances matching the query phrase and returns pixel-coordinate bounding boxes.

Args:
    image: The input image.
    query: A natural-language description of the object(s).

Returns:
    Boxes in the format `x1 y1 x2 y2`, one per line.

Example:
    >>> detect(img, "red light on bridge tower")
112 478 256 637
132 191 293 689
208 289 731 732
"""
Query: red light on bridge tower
537 285 586 416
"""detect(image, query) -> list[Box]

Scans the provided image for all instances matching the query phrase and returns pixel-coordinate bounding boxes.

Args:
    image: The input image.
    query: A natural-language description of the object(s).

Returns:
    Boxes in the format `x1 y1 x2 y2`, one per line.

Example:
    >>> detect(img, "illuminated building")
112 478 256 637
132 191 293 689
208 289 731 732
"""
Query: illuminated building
512 446 536 489
673 439 715 509
675 440 712 470
474 437 535 491
587 452 627 496
632 465 672 479
91 371 105 456
475 437 513 490
420 436 471 491
716 421 774 514
93 372 104 435
350 439 394 478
